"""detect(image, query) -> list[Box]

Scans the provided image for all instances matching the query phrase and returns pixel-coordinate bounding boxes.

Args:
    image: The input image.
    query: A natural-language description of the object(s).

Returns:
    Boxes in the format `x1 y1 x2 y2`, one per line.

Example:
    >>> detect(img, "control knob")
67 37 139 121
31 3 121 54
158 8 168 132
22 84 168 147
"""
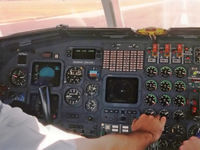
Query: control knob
175 81 186 92
160 80 172 92
144 109 156 115
173 110 185 120
174 95 186 107
160 66 172 78
159 95 171 106
145 80 157 91
175 67 187 78
146 66 158 77
159 109 169 118
145 94 157 106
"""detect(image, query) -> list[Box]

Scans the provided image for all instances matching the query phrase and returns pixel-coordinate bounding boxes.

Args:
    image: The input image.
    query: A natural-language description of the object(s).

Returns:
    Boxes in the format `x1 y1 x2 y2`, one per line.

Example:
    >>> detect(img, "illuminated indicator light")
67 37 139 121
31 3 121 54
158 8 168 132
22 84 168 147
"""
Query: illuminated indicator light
193 89 197 93
164 44 170 57
185 47 189 51
193 71 198 76
148 50 151 53
177 44 183 57
192 106 197 114
186 57 190 60
192 100 197 106
152 44 158 57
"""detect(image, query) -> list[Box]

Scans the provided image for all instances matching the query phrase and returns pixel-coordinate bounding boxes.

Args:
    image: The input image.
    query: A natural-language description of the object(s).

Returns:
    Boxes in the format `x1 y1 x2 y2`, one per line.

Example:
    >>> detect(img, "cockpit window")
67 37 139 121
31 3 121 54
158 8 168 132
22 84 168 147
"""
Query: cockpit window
0 0 107 37
0 0 199 37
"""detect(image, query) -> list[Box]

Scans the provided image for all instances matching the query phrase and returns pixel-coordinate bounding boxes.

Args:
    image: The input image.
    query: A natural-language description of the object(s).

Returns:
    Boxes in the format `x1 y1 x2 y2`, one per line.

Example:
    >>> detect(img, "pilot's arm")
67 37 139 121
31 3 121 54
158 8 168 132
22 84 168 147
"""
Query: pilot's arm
76 114 166 150
0 101 166 150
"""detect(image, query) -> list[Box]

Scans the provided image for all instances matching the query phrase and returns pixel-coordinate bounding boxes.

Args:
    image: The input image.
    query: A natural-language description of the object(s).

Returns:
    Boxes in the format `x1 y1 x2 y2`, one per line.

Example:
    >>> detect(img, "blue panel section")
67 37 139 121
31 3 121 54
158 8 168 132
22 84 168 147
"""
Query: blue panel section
39 67 55 77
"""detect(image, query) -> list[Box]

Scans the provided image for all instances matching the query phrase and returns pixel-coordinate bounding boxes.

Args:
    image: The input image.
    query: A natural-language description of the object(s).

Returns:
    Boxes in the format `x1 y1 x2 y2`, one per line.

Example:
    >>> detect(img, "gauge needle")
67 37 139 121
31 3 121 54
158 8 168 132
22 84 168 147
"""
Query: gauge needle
12 75 18 78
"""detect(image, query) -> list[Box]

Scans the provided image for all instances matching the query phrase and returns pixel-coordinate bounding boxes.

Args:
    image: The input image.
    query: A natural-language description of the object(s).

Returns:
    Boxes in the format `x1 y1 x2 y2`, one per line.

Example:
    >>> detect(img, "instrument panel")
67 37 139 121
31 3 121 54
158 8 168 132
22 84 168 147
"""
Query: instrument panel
0 27 200 150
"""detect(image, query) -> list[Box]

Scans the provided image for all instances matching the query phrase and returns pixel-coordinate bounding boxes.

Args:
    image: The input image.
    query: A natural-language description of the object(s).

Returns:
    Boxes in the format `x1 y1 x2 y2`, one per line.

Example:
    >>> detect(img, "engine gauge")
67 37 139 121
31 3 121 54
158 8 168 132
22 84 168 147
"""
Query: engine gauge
86 99 97 112
188 124 200 137
171 124 186 137
65 88 81 105
10 68 26 87
66 67 83 84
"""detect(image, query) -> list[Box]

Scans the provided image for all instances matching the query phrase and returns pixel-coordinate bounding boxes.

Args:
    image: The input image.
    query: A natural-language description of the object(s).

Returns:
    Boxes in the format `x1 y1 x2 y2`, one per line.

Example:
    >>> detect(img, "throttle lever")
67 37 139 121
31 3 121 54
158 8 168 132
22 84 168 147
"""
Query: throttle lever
39 85 51 123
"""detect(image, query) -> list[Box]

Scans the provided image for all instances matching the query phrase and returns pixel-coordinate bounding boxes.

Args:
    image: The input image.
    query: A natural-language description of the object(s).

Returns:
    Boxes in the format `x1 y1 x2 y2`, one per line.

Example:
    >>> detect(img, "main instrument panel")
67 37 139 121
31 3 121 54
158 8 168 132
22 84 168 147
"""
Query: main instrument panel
0 27 200 150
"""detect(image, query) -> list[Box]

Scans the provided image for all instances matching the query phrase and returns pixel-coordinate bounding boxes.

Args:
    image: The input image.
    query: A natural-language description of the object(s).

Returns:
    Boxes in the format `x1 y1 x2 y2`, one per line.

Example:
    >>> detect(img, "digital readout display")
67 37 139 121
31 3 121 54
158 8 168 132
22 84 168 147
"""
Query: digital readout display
72 49 96 59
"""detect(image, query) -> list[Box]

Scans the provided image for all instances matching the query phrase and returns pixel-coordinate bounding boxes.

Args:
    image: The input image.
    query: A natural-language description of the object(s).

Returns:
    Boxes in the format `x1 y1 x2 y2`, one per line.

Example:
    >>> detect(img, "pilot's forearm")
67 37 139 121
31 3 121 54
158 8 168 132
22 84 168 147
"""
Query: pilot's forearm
76 131 153 150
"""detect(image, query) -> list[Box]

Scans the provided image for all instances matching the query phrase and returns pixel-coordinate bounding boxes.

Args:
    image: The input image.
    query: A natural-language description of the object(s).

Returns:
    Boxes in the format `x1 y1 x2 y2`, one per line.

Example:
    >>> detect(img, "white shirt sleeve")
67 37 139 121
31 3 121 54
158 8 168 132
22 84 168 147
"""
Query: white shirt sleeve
0 101 80 150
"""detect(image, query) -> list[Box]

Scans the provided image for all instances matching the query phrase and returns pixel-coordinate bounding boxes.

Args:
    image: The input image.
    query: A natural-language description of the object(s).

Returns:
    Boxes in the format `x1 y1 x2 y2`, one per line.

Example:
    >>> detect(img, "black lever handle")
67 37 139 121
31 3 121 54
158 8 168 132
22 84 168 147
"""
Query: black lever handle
39 86 51 123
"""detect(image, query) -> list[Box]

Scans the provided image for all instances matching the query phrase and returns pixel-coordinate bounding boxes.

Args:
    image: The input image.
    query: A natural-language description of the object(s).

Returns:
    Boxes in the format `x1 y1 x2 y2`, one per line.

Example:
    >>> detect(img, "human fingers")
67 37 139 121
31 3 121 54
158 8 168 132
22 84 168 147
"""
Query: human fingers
160 116 166 126
189 136 198 140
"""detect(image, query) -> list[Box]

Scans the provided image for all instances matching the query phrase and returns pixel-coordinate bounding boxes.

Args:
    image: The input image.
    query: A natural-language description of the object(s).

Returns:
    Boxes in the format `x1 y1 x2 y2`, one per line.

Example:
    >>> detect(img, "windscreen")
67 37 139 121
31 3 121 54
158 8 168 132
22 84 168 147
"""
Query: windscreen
0 0 199 37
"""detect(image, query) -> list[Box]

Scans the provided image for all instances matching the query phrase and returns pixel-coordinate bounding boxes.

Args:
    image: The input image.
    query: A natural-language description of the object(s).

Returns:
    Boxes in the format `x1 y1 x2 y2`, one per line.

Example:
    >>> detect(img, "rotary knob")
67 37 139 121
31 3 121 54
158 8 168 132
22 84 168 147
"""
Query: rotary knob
175 67 187 78
159 95 171 106
173 110 185 120
144 109 156 115
175 81 186 92
174 95 186 107
146 66 158 77
160 66 172 78
145 80 157 91
145 94 157 106
159 109 169 118
160 80 172 92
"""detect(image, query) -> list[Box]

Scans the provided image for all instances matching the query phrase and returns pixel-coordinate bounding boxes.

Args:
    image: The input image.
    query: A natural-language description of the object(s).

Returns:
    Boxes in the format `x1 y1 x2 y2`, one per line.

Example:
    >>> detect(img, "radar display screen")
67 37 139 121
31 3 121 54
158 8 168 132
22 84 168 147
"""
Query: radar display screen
106 77 139 104
31 62 61 87
72 49 96 59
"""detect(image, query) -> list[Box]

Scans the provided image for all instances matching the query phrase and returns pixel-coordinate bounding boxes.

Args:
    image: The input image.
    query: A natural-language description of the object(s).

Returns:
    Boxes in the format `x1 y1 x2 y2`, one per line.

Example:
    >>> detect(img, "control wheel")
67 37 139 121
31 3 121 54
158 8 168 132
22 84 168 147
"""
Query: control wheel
146 66 158 77
175 67 187 78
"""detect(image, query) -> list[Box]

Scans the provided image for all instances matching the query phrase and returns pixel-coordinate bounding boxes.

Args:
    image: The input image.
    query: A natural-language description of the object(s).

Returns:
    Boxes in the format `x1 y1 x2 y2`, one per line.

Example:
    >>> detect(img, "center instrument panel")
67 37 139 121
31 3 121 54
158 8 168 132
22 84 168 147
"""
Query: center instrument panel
0 27 200 150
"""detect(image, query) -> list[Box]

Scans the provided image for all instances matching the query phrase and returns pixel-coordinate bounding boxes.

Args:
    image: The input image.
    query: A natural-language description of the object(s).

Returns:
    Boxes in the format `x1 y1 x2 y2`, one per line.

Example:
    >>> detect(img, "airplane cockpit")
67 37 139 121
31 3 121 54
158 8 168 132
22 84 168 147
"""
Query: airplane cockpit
0 0 200 150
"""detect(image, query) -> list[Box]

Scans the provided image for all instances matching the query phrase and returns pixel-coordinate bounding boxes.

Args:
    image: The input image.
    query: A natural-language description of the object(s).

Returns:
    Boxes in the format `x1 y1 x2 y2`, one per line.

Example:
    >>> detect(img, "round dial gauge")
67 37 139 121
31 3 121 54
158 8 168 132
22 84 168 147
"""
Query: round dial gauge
171 124 186 137
10 68 26 87
188 124 200 137
86 84 98 96
65 88 81 105
86 99 98 112
66 67 83 84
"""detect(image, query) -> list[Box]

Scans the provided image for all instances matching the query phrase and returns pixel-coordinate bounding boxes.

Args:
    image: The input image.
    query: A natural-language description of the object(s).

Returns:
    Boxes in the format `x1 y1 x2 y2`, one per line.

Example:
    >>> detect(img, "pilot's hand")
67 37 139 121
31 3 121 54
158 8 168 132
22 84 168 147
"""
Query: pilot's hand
131 114 166 143
179 136 200 150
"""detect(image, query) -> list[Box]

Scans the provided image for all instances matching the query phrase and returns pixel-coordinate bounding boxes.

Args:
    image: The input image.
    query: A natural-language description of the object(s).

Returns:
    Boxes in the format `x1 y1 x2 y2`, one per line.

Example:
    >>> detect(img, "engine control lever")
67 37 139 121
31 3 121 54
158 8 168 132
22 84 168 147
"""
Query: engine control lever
39 85 51 124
